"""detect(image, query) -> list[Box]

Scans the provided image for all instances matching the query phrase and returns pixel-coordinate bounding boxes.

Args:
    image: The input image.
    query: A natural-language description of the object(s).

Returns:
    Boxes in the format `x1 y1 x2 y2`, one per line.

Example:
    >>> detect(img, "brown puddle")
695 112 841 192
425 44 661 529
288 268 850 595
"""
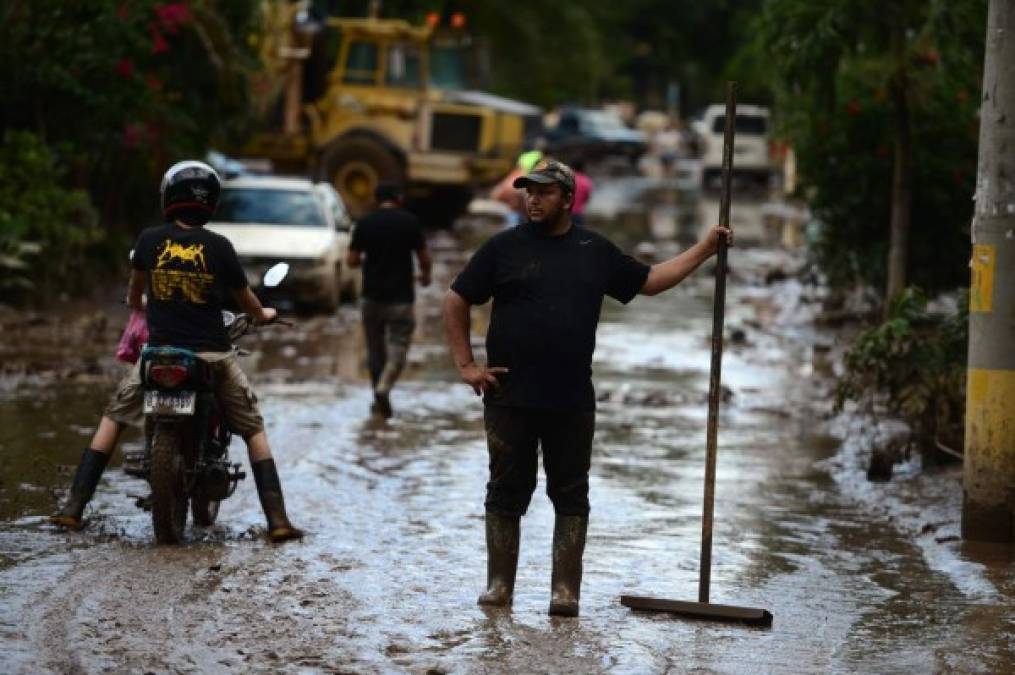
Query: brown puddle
1 180 1012 673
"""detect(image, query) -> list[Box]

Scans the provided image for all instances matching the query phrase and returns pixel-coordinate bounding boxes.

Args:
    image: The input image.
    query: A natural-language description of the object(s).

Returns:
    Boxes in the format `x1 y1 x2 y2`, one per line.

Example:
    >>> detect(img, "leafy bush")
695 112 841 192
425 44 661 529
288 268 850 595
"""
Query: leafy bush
0 131 99 303
835 287 967 456
754 0 984 296
796 69 978 295
0 1 263 299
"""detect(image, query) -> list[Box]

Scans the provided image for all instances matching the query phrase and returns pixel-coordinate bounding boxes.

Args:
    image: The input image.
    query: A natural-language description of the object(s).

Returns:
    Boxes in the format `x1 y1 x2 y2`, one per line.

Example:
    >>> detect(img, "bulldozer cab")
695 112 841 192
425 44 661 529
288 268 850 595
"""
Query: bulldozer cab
244 11 540 224
329 18 428 89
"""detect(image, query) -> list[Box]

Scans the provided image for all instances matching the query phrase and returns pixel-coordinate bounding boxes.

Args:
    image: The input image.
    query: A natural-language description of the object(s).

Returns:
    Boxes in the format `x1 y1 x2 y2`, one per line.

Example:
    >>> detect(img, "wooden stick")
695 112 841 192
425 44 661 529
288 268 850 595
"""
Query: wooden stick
699 81 737 604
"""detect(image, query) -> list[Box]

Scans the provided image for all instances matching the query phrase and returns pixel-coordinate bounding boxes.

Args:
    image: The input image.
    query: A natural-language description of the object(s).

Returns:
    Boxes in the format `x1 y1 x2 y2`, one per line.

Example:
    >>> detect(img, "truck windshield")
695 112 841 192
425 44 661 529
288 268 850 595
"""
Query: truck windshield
386 43 422 88
711 115 768 135
583 111 627 131
430 44 467 90
344 41 378 85
216 189 326 227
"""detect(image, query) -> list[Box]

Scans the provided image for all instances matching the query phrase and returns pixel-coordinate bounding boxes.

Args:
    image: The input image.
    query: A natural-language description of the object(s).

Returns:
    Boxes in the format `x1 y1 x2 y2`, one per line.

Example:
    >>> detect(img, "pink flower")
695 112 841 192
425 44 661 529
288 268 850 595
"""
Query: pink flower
116 58 135 78
154 2 192 34
150 26 170 54
123 123 144 148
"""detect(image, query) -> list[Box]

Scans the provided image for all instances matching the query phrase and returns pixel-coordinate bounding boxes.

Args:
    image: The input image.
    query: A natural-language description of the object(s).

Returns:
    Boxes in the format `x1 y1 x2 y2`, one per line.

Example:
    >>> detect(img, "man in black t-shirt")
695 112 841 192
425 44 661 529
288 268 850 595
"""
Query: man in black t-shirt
51 161 303 543
348 183 432 418
444 158 732 616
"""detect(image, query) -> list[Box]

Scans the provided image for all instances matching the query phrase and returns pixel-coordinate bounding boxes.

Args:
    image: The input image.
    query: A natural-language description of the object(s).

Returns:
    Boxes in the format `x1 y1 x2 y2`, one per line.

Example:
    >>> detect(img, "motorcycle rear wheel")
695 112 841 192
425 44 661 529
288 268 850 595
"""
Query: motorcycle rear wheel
150 425 189 544
191 494 221 527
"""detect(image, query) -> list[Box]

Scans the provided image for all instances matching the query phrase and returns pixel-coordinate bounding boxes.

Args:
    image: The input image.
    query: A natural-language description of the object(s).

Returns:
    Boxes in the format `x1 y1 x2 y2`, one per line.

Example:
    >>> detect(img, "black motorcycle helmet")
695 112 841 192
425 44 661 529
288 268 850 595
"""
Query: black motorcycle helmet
160 160 221 226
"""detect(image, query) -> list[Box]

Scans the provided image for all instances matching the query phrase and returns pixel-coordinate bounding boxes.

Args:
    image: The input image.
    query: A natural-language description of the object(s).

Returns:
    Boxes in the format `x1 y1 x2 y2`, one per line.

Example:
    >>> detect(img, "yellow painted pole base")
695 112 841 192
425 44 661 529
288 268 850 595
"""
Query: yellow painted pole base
962 368 1015 542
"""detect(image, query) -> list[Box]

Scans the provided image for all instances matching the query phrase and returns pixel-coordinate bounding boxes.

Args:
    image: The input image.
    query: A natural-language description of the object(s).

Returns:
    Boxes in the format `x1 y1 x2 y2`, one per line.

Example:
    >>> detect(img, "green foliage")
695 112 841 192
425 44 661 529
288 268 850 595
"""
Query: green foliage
0 131 99 302
792 68 978 292
0 1 261 155
754 0 984 294
0 1 263 300
835 288 968 454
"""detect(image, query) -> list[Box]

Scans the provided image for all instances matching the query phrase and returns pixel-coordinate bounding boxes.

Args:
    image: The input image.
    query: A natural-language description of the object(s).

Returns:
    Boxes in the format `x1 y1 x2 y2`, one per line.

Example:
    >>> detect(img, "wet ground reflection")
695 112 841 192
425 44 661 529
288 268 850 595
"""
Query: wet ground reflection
1 179 1013 673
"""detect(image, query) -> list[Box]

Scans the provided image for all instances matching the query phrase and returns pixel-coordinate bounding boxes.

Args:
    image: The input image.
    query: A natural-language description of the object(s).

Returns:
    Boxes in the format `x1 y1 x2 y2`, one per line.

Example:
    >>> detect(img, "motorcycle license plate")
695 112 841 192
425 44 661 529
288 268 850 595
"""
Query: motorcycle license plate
143 390 196 415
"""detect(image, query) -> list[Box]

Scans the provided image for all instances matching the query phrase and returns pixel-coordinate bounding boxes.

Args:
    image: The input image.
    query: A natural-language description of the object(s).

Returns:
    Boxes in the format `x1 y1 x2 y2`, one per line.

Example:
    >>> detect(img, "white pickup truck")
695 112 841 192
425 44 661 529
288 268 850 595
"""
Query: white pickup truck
693 104 774 188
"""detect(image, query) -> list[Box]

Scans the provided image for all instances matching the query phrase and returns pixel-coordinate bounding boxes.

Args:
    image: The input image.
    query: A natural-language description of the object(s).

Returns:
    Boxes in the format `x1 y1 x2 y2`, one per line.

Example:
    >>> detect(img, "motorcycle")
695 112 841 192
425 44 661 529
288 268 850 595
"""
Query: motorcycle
124 263 289 544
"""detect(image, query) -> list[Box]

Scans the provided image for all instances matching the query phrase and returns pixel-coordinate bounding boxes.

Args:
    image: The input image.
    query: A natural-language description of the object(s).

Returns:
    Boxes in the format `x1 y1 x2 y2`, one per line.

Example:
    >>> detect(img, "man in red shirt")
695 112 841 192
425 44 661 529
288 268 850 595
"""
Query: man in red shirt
570 158 594 227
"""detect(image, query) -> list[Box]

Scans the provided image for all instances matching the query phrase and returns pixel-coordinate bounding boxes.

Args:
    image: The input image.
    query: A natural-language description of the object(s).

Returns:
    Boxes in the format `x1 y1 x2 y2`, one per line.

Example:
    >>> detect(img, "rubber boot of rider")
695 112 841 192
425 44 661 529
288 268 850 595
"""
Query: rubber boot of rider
477 512 521 607
49 448 110 530
252 458 304 543
548 514 588 617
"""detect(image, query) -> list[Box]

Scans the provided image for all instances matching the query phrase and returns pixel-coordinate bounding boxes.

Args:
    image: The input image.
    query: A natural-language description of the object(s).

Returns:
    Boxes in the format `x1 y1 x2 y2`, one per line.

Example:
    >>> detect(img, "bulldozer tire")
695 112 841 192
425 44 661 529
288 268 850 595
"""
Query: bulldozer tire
320 137 404 218
150 425 189 544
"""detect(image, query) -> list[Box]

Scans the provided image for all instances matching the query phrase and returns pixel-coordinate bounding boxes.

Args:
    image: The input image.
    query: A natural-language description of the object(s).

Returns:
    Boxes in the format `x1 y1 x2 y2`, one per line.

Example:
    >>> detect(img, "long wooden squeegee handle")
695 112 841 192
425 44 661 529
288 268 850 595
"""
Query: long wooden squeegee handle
699 81 736 605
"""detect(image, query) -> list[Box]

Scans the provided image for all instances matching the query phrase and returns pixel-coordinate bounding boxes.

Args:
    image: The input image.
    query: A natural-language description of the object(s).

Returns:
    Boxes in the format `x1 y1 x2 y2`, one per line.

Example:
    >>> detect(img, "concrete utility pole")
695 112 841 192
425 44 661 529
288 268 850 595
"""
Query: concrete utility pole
962 0 1015 542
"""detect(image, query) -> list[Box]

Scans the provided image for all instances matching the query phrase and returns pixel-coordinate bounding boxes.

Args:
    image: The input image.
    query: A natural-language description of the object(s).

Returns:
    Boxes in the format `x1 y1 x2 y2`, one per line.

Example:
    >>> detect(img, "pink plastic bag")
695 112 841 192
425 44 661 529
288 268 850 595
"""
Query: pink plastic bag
115 310 149 364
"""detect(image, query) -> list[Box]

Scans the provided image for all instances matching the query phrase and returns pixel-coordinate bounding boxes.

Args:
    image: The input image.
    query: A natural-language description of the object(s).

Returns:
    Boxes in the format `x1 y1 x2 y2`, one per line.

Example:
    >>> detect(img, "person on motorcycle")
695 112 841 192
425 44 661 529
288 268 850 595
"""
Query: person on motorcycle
50 160 303 543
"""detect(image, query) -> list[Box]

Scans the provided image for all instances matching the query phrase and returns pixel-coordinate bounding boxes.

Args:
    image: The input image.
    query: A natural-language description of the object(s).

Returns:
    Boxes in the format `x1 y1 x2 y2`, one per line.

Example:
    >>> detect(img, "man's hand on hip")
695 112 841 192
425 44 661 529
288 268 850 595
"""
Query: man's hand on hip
459 362 509 396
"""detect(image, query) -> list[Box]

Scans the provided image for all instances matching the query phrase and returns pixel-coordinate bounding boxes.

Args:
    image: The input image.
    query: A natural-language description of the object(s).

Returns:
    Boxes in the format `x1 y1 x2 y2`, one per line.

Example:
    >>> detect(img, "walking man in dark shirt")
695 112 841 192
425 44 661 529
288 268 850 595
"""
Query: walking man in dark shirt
443 158 732 616
348 183 432 418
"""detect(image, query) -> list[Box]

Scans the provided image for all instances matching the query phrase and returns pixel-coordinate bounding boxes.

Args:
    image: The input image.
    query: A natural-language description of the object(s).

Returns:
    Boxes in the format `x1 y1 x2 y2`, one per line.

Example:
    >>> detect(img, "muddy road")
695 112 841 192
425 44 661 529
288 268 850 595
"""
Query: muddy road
1 181 1013 673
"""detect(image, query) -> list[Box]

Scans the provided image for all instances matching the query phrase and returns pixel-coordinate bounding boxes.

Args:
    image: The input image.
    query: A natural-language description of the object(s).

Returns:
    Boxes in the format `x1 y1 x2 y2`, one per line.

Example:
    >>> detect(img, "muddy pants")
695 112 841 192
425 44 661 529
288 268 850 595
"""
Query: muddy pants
361 300 415 395
483 405 595 517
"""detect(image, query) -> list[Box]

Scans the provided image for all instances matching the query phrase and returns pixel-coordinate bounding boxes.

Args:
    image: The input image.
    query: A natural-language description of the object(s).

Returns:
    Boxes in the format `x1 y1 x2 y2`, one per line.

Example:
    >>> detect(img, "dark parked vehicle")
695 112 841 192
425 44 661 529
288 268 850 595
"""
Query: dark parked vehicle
540 108 647 166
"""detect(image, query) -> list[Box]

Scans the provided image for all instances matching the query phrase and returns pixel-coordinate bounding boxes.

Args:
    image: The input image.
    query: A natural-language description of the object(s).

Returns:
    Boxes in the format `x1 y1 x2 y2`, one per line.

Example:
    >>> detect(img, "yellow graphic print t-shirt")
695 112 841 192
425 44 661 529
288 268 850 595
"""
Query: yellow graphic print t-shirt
152 239 215 304
133 223 248 351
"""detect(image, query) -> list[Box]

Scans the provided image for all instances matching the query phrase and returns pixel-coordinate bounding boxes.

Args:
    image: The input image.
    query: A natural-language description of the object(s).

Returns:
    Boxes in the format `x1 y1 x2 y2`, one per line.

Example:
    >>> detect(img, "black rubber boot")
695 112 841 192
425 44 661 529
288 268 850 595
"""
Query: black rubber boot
251 458 304 543
49 449 110 530
548 514 588 617
372 392 393 419
477 512 521 607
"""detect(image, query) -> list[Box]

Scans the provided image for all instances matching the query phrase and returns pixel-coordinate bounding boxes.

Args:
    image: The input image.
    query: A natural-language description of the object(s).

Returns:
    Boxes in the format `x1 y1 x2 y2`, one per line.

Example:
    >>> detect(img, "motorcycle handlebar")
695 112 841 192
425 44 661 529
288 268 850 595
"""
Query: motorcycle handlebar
223 312 293 341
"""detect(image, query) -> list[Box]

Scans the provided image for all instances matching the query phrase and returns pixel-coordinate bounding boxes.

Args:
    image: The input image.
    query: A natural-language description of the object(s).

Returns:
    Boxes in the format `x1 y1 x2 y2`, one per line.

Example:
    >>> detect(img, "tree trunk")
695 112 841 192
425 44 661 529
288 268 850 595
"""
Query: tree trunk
885 30 913 312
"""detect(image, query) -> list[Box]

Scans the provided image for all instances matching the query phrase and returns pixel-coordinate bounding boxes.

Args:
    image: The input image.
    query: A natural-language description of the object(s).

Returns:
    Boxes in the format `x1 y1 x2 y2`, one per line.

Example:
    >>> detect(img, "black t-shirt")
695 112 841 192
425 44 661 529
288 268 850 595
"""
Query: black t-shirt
350 207 424 303
451 222 651 411
132 223 248 352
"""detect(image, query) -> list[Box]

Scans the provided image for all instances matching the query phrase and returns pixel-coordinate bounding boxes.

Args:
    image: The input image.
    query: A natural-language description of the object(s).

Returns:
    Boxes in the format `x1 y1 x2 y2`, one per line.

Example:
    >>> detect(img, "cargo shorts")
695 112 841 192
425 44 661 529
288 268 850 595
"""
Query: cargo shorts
104 351 265 438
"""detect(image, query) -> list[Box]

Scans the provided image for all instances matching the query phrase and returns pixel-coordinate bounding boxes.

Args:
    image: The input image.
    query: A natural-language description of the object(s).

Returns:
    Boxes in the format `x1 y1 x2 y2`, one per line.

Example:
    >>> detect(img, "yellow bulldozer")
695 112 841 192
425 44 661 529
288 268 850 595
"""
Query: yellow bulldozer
241 3 541 224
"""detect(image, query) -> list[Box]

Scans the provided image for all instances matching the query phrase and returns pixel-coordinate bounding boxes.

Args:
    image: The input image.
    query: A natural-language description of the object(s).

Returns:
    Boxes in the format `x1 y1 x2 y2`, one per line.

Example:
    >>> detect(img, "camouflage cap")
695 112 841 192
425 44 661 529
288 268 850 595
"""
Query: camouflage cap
512 158 576 194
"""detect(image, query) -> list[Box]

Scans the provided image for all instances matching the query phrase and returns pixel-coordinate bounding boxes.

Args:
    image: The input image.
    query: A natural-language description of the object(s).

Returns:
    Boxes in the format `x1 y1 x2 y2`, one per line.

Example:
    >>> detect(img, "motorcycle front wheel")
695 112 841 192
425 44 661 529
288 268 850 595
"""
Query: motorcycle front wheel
150 424 189 544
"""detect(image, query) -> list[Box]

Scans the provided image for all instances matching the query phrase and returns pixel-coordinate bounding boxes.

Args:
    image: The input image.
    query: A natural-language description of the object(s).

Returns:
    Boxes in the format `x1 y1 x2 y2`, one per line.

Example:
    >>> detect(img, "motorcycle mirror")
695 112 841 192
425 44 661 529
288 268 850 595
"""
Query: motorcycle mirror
263 262 289 288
